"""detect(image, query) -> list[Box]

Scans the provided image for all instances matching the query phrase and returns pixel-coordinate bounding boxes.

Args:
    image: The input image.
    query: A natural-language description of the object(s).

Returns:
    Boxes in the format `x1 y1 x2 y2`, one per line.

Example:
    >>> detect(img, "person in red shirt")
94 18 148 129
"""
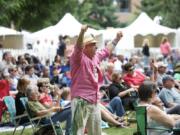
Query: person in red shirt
0 73 10 121
123 63 146 88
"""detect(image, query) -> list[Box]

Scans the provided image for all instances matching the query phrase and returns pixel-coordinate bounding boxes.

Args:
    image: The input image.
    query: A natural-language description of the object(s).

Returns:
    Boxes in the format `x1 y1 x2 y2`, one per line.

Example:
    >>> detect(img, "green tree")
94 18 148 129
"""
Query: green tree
0 0 119 31
75 0 119 29
141 0 180 28
0 0 78 31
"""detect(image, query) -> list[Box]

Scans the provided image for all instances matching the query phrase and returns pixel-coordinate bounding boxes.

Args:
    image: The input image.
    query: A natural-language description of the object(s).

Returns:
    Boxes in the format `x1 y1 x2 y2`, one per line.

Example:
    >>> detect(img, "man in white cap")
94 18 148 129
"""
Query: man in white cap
70 25 123 135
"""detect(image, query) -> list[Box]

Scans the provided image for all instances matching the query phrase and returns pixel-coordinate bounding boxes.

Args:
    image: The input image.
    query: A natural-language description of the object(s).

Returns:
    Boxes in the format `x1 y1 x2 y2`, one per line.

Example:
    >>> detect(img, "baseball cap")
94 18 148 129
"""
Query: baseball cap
162 75 174 83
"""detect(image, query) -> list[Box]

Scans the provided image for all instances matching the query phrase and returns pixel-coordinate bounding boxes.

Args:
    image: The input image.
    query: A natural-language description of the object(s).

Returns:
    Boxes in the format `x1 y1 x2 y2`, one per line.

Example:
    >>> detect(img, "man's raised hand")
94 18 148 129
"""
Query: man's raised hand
81 25 88 33
116 31 123 41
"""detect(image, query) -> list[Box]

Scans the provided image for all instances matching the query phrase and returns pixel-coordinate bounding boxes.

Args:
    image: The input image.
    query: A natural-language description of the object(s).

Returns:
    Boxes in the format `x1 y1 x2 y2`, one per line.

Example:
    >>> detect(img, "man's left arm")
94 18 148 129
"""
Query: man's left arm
106 31 123 54
96 32 123 61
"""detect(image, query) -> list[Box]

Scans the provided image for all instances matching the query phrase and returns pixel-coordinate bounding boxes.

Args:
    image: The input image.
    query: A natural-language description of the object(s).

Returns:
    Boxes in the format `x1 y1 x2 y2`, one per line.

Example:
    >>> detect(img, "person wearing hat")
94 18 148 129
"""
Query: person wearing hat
70 25 123 135
156 62 168 88
159 75 180 108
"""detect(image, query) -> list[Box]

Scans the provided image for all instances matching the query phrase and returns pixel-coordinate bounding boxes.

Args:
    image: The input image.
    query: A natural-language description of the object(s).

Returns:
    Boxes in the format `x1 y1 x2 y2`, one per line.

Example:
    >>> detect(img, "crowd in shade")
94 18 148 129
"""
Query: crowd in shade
0 25 180 135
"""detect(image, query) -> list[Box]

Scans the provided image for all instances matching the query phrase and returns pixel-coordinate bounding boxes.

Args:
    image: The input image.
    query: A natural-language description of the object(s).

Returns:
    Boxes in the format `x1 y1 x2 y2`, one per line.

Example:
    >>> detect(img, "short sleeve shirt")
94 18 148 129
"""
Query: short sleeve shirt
28 101 47 117
159 88 180 107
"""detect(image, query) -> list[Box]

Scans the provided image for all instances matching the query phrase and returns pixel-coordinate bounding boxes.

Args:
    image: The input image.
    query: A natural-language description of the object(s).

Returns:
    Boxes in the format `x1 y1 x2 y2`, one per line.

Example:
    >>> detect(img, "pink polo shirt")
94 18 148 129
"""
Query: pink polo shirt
70 45 109 104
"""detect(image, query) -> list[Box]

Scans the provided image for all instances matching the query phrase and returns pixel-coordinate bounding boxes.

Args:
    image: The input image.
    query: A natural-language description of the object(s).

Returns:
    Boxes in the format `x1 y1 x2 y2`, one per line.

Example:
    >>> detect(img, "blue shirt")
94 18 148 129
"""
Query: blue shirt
159 87 180 107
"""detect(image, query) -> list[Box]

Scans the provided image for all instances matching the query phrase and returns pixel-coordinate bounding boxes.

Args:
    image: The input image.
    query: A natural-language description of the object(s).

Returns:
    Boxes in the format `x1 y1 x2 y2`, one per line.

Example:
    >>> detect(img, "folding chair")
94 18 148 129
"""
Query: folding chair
20 97 63 135
3 96 29 135
134 106 180 135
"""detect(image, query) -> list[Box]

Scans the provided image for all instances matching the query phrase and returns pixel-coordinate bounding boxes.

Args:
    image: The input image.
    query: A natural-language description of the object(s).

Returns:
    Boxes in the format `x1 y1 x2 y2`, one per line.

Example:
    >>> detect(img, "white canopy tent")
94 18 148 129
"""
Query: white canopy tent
0 26 24 49
31 13 101 53
32 13 99 40
0 26 21 35
124 12 176 36
55 13 98 37
31 13 101 62
101 12 177 52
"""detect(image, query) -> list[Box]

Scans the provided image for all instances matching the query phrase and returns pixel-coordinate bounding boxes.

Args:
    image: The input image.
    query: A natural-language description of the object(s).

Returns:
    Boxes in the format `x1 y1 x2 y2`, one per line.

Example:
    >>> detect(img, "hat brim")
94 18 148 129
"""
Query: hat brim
84 40 98 46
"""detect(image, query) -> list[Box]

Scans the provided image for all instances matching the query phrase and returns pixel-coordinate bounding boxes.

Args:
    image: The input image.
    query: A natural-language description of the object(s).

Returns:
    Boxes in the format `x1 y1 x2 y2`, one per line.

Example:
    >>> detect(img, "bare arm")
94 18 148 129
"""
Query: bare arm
150 61 158 82
106 31 123 54
76 25 88 49
36 106 61 116
148 105 175 128
170 114 180 120
118 88 135 97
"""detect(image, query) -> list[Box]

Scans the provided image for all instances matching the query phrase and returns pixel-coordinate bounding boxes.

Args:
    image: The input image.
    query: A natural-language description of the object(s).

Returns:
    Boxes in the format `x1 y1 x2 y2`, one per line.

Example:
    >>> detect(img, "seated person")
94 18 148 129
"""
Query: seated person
138 81 180 135
99 103 127 128
100 88 125 117
37 79 57 108
151 95 180 115
109 72 138 109
159 75 180 108
15 78 30 124
60 87 71 107
122 63 146 88
26 85 71 135
0 72 10 122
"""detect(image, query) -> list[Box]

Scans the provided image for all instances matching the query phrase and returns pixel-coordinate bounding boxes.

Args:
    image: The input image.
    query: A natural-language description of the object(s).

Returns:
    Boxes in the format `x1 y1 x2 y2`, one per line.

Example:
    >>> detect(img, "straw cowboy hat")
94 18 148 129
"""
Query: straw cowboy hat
83 34 98 46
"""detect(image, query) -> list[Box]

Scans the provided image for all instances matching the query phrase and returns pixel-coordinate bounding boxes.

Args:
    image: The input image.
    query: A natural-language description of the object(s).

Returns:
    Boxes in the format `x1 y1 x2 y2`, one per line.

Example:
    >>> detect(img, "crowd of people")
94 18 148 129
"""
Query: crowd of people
0 25 180 135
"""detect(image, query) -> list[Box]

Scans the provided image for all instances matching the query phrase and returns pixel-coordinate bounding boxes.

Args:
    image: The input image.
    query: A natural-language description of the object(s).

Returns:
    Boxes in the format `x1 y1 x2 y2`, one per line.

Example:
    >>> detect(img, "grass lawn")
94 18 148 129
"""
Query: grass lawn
103 125 136 135
0 124 136 135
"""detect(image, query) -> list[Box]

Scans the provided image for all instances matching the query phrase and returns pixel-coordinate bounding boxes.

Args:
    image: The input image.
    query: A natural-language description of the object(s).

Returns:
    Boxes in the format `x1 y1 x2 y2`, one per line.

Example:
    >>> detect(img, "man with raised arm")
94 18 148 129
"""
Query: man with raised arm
70 25 123 135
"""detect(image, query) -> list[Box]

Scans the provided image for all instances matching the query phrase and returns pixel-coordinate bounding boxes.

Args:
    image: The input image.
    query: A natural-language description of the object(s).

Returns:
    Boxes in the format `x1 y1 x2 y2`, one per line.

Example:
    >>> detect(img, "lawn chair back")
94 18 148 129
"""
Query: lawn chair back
20 97 34 118
4 96 29 135
135 106 180 135
3 96 16 123
20 97 28 109
135 106 147 135
20 97 63 135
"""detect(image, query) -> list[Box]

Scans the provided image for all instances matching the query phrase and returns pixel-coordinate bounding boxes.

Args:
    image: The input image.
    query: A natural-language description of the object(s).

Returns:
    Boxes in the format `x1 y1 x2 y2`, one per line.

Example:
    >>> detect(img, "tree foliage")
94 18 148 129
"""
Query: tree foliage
0 0 119 31
75 0 119 29
141 0 180 28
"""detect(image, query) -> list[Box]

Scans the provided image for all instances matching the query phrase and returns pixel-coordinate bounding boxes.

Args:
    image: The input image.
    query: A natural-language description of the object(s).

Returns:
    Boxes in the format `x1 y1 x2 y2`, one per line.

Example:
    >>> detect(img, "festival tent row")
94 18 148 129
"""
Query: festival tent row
108 12 176 52
100 12 177 53
30 13 103 62
0 26 24 49
0 12 178 51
